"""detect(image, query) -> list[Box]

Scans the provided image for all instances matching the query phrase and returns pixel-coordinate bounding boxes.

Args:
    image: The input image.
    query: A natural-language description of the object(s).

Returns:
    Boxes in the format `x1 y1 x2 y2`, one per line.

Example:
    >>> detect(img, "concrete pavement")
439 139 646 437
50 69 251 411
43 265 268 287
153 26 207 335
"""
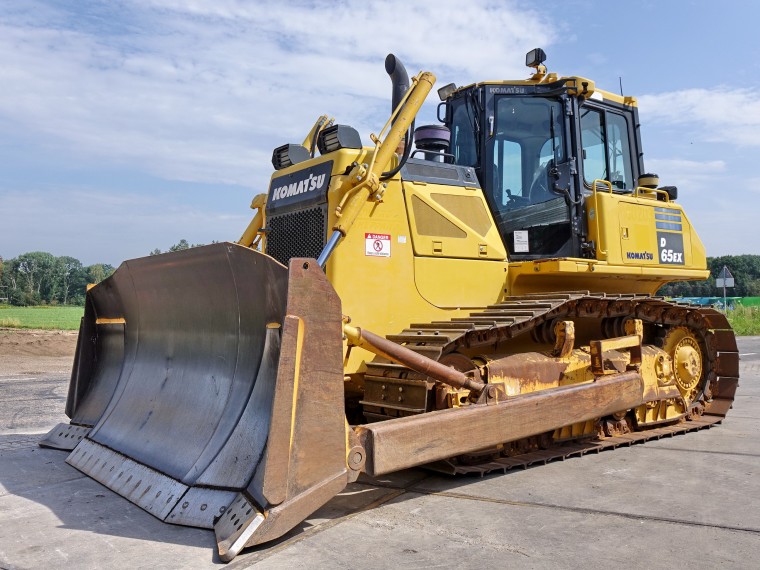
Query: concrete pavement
1 339 758 569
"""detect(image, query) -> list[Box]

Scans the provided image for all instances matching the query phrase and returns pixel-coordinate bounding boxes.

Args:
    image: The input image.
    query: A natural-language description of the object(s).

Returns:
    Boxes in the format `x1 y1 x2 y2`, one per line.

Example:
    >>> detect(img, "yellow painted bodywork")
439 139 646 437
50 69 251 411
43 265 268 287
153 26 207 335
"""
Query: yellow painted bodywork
263 69 709 375
455 74 636 107
268 146 509 375
238 193 268 249
508 187 708 295
476 333 685 437
267 144 709 372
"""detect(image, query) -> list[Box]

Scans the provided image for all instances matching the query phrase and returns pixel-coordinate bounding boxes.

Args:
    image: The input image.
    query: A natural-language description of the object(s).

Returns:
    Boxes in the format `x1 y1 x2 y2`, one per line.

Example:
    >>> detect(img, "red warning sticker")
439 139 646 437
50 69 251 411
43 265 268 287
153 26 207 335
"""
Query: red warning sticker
365 233 391 257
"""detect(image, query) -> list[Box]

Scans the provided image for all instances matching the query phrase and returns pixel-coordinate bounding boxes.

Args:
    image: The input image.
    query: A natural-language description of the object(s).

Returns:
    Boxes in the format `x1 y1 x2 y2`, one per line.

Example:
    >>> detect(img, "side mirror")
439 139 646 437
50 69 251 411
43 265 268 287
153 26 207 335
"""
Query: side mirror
437 102 448 123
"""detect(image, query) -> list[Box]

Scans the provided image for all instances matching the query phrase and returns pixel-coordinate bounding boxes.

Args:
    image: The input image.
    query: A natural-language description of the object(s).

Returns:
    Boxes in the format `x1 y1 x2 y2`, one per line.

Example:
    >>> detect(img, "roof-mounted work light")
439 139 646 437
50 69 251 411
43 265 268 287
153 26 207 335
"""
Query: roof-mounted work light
437 83 457 101
525 48 547 69
317 124 363 155
271 144 310 170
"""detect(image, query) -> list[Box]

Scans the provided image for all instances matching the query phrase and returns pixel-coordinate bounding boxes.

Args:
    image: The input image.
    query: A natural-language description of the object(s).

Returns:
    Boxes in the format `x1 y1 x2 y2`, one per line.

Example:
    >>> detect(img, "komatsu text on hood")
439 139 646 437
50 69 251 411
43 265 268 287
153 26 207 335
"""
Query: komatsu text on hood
266 160 333 214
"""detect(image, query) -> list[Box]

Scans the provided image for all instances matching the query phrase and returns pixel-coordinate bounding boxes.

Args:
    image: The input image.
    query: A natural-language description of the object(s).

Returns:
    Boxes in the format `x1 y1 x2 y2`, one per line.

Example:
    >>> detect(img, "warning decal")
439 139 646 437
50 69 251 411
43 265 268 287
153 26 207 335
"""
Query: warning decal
365 233 391 257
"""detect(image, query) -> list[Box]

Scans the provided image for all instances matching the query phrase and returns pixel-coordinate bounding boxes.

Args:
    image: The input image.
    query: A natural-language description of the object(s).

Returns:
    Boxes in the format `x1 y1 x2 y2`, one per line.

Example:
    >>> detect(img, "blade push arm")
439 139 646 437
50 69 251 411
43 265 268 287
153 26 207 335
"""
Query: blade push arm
317 71 436 266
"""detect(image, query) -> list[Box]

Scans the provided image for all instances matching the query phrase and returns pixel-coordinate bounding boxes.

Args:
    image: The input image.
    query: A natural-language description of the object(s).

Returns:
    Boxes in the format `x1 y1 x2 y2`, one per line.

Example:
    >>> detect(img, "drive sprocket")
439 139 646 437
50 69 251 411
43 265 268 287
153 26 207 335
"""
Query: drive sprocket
660 325 705 407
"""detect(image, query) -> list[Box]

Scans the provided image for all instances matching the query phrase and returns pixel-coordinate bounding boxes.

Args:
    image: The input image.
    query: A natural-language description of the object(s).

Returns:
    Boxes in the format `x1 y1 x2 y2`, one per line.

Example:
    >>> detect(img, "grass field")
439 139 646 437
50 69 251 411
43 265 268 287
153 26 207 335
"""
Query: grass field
1 302 759 335
0 305 83 330
725 305 760 336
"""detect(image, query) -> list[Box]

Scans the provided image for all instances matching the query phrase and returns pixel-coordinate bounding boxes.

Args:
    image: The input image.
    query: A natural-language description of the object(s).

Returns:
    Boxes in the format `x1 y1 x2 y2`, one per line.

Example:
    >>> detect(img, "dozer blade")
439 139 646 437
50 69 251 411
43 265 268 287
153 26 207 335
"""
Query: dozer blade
41 243 349 561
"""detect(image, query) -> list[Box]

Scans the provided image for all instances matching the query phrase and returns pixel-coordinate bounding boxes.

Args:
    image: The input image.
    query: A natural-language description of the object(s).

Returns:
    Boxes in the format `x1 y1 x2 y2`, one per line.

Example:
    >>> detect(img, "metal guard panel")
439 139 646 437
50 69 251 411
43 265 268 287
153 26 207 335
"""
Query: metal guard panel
54 248 349 558
85 243 289 486
401 158 480 188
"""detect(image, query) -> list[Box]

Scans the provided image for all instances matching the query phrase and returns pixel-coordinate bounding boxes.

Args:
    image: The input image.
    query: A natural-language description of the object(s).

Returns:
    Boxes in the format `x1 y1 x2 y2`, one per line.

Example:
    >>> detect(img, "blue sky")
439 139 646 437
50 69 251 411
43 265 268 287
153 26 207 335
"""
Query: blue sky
1 0 759 265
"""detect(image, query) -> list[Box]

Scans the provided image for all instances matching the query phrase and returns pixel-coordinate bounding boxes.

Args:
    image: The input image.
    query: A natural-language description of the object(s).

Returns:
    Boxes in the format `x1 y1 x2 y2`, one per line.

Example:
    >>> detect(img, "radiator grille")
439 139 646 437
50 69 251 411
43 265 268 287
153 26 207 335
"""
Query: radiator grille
266 207 326 266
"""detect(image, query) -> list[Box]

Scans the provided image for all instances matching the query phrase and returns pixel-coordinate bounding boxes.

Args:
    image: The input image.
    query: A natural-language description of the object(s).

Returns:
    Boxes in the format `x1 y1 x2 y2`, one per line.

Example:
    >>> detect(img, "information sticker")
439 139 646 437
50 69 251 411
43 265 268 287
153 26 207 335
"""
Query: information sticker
514 230 529 253
365 233 391 257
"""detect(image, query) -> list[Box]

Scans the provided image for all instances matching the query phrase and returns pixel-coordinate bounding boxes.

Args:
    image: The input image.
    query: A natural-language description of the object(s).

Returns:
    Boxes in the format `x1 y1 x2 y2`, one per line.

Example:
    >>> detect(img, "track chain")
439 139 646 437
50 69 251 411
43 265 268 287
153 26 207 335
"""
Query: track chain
365 292 739 475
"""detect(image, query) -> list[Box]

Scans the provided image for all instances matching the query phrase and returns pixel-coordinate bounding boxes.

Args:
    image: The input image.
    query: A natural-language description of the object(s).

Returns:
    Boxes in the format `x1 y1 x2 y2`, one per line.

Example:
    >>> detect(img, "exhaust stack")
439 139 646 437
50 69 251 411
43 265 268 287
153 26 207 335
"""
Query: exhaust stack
385 54 409 120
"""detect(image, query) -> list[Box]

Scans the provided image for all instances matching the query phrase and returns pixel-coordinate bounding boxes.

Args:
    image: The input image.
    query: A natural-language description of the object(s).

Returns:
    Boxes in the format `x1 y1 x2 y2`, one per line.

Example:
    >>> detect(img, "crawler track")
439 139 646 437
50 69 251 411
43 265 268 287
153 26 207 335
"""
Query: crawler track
365 292 739 475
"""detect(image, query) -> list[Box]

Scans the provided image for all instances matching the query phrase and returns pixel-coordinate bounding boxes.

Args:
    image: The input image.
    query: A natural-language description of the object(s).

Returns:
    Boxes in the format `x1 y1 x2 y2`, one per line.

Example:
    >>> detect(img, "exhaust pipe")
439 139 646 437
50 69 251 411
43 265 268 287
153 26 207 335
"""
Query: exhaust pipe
385 54 409 120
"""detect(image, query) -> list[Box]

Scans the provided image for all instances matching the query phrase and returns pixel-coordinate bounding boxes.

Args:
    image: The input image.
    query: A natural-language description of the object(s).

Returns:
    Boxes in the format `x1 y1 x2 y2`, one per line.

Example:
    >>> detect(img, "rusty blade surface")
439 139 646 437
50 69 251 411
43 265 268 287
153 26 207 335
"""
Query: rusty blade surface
66 243 289 486
46 247 350 563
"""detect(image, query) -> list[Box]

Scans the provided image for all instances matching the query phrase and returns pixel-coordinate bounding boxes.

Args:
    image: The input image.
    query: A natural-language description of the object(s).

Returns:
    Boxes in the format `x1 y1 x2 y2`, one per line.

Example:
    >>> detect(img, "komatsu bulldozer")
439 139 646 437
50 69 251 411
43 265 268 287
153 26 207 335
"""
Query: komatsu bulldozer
42 49 739 561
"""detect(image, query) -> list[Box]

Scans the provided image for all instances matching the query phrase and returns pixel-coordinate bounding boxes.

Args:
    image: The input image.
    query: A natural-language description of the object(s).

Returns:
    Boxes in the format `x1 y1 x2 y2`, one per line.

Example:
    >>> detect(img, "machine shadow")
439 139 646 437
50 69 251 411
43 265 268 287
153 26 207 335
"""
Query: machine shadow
0 433 469 563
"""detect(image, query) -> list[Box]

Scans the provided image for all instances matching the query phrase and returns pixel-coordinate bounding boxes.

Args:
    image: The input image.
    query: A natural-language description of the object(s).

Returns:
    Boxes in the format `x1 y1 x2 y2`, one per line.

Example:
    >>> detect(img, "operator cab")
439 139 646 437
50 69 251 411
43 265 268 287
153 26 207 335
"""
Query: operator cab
437 49 645 260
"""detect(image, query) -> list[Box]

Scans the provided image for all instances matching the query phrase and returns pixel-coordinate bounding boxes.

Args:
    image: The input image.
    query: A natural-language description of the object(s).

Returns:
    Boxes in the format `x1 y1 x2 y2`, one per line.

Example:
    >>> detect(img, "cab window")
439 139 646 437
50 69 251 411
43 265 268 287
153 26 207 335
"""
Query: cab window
580 106 634 190
492 96 565 209
449 98 478 167
488 96 572 259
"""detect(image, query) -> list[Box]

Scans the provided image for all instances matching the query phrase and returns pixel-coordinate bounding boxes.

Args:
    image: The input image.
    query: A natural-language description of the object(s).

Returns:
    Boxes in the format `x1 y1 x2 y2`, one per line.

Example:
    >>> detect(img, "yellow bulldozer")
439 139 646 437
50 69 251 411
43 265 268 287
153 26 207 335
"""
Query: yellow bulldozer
42 49 738 561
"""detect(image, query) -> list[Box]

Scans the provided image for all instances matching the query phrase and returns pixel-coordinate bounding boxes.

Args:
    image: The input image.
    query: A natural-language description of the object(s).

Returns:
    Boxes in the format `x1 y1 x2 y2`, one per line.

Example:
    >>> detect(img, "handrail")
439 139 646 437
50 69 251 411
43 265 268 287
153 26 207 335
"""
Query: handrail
302 114 335 157
237 193 268 249
593 179 613 193
591 179 610 259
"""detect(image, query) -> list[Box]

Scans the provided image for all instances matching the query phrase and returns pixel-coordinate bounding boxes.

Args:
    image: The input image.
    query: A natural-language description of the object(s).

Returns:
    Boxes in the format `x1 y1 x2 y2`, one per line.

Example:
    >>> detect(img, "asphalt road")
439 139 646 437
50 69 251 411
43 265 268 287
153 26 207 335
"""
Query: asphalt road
1 339 758 569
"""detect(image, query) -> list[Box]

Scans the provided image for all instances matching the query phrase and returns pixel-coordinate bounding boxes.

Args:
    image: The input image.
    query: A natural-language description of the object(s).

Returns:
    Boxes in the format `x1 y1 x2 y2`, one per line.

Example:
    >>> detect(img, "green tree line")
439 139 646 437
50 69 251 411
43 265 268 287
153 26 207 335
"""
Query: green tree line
0 252 115 306
148 238 205 256
4 247 756 306
658 255 760 297
0 240 205 306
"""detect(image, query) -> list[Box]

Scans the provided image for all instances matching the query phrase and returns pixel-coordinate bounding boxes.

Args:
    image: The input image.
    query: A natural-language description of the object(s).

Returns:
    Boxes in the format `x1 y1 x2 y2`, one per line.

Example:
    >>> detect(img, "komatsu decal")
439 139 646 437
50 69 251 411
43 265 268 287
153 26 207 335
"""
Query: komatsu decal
266 160 333 213
271 172 327 201
491 86 527 95
626 251 655 261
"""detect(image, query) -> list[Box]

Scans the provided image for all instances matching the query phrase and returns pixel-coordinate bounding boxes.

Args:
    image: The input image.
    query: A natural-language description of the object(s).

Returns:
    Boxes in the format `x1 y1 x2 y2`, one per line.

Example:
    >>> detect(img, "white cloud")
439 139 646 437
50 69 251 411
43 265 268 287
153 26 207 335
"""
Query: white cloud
0 0 553 189
0 0 559 263
638 88 760 147
643 158 726 192
6 2 752 262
